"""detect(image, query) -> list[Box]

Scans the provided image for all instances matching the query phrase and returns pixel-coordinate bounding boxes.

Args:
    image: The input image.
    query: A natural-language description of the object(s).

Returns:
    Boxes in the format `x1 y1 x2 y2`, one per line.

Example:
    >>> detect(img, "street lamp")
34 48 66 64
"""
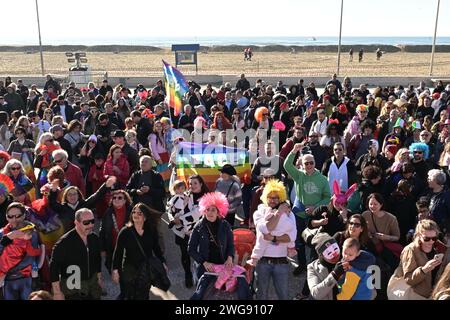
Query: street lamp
35 0 45 75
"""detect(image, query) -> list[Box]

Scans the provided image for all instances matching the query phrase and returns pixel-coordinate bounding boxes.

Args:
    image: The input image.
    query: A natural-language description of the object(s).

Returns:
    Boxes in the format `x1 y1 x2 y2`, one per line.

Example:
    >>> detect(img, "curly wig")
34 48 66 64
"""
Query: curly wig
409 142 429 160
261 179 287 206
199 192 229 218
255 107 269 123
356 104 368 113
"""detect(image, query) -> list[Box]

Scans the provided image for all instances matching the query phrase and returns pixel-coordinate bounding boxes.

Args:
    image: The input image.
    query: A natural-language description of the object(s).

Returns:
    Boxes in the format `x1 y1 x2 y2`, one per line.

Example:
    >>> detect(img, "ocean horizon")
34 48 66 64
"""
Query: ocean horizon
3 36 450 47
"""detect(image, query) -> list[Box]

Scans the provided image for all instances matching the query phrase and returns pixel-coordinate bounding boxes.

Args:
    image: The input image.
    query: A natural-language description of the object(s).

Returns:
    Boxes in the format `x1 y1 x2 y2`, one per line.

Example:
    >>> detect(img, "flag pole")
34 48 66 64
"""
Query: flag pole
336 0 344 76
429 0 441 76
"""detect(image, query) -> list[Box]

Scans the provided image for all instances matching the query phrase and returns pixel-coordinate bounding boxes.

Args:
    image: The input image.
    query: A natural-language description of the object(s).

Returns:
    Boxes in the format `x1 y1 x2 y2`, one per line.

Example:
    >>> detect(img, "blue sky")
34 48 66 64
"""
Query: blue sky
2 0 449 44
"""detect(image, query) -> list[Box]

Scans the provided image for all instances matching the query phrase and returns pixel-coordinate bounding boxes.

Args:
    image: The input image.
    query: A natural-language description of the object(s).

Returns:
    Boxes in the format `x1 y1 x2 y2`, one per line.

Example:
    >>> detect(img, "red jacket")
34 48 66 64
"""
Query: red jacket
87 163 107 191
104 154 130 187
0 224 41 277
64 162 86 196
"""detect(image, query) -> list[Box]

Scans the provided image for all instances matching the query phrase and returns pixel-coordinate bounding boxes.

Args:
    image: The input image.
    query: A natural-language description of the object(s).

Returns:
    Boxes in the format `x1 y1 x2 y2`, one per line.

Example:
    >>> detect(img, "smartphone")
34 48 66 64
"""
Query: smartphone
434 253 444 263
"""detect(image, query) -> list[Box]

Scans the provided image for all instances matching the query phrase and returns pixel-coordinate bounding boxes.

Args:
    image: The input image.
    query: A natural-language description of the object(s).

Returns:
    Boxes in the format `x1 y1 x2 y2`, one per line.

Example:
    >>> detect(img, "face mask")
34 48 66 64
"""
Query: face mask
322 243 340 261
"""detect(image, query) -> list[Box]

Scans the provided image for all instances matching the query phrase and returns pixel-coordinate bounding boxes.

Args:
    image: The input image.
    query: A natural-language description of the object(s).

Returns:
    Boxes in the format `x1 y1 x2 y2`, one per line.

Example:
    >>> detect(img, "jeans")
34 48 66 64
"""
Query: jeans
3 277 33 300
294 215 306 261
254 260 289 300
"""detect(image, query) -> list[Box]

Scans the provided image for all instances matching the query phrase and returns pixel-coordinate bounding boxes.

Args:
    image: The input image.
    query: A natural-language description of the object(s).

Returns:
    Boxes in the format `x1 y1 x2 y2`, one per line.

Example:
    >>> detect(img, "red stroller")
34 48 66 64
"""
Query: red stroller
201 228 256 300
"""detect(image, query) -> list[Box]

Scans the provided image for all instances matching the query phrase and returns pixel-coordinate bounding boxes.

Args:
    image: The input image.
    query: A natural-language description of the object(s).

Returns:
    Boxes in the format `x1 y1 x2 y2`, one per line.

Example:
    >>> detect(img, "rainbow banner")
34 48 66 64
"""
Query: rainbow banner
22 152 37 201
162 60 189 116
176 142 251 191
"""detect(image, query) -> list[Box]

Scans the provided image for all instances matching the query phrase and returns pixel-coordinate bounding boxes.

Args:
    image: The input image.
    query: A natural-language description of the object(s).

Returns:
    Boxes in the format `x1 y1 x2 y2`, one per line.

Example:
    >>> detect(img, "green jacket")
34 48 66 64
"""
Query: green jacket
284 152 331 214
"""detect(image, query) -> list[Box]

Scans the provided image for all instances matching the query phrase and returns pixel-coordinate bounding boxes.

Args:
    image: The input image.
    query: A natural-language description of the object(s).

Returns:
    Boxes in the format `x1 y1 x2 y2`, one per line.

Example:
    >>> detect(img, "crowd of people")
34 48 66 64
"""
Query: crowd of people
0 72 449 300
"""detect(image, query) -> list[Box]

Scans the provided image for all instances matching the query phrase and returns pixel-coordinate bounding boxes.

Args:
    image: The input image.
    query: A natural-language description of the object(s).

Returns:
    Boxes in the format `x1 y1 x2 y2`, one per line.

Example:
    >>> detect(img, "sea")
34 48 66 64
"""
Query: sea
4 36 450 47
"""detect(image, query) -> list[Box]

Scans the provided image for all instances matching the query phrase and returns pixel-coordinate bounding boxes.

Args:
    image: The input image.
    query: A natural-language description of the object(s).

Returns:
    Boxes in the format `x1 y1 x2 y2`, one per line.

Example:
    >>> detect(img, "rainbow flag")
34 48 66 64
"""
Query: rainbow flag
176 142 251 191
162 60 189 116
21 152 37 201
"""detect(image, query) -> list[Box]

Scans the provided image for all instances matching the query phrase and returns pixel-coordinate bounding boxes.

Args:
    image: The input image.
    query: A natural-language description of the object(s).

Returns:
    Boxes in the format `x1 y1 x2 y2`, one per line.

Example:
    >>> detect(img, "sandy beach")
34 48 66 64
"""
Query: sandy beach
1 50 450 77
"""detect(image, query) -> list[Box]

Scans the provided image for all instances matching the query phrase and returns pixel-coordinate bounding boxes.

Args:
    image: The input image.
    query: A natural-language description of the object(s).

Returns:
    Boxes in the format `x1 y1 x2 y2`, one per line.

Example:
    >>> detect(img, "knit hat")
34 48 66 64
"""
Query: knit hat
385 144 398 156
312 233 338 256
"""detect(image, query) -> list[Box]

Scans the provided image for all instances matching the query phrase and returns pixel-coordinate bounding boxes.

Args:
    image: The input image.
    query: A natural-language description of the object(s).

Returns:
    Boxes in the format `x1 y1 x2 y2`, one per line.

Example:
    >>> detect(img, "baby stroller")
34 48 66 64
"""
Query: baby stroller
201 228 256 300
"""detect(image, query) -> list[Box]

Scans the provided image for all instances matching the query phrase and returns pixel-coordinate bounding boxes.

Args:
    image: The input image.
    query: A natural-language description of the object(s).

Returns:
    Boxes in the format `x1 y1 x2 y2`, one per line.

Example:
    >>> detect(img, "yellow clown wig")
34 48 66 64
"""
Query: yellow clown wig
261 179 288 206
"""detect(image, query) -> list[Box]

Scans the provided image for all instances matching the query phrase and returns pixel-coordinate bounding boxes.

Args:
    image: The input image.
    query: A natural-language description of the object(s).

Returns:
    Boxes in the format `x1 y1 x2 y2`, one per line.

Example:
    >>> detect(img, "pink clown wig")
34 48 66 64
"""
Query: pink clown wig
199 192 229 218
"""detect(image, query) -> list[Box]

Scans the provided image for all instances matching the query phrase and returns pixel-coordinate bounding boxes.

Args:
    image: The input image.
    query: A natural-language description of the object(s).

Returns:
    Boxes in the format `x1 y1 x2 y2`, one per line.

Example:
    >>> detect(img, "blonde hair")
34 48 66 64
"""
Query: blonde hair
170 179 187 195
395 147 410 163
413 219 440 243
438 142 450 167
432 264 450 300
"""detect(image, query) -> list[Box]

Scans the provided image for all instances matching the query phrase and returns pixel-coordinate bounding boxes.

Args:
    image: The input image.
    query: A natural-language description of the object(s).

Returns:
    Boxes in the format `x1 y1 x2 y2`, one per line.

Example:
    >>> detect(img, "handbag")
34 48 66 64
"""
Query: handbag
371 213 403 258
387 275 428 300
131 229 171 292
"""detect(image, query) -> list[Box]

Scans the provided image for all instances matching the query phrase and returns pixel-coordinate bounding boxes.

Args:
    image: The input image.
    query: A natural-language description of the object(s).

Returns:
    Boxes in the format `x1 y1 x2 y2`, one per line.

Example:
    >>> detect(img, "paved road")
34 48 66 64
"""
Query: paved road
101 212 307 300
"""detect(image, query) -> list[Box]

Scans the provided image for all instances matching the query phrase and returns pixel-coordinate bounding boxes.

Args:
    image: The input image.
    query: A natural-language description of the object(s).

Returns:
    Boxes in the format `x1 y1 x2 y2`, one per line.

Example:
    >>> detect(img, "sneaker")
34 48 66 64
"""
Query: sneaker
185 275 194 288
293 265 306 276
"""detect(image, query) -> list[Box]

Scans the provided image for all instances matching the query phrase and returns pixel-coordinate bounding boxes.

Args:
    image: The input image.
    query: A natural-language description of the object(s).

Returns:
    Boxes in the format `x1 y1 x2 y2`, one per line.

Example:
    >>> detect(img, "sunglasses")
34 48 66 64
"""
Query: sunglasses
6 213 25 219
262 113 269 116
11 167 21 171
304 161 315 166
349 222 361 228
413 151 423 154
113 196 124 200
422 236 438 242
82 219 95 226
47 139 54 142
53 159 63 164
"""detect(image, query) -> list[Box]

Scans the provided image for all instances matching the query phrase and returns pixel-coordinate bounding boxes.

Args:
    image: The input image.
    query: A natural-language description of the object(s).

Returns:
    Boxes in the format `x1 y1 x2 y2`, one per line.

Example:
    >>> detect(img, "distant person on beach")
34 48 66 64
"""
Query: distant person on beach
358 48 364 63
349 48 354 62
244 47 253 61
376 48 382 61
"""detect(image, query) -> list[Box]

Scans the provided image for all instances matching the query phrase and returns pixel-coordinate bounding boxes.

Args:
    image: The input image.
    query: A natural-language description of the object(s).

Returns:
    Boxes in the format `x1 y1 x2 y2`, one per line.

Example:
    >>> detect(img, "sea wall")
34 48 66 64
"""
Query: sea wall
3 75 441 89
2 44 450 53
